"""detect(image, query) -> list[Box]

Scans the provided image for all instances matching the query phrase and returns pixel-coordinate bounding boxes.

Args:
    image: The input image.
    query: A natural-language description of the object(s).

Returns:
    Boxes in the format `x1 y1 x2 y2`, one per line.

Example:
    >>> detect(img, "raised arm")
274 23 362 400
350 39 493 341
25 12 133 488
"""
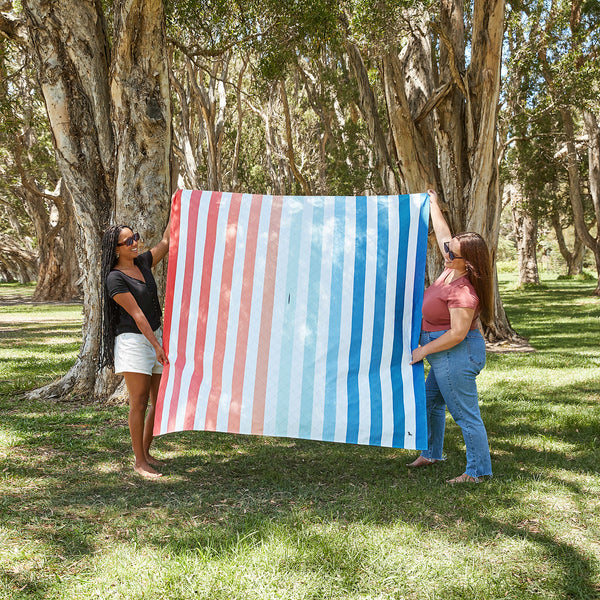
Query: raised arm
428 189 452 255
150 217 170 267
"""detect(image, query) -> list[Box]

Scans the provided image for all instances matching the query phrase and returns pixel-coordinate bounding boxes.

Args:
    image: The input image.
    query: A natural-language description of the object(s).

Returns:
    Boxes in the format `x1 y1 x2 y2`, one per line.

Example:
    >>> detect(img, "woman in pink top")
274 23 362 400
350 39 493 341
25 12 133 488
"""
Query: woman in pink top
408 190 493 483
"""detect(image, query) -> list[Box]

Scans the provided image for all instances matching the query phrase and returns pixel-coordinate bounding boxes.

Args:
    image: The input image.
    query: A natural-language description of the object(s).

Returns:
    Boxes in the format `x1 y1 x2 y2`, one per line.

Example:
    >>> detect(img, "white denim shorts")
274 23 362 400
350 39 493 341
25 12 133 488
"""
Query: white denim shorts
114 329 164 376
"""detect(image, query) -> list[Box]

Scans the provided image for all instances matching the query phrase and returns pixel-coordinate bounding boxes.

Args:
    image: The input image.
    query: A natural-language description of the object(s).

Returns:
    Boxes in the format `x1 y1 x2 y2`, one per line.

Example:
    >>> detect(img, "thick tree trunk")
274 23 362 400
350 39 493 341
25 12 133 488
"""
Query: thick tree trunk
375 0 519 342
23 0 115 400
111 0 172 243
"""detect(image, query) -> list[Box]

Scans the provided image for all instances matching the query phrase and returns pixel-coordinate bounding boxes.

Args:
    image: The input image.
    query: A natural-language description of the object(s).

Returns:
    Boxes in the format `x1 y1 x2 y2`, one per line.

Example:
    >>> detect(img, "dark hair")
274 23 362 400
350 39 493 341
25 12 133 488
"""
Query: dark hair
455 232 493 323
98 225 132 370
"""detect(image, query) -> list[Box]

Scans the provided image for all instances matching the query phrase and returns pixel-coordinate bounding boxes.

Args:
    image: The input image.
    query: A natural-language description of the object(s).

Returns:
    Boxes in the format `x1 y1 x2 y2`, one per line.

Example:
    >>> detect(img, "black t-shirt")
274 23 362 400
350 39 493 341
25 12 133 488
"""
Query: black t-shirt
105 250 162 335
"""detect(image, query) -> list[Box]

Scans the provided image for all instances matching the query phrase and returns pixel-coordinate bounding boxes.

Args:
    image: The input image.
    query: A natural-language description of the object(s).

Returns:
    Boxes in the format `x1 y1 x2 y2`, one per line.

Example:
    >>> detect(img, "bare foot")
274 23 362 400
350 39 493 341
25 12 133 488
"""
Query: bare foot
446 473 482 483
406 456 439 468
134 462 162 479
146 454 166 467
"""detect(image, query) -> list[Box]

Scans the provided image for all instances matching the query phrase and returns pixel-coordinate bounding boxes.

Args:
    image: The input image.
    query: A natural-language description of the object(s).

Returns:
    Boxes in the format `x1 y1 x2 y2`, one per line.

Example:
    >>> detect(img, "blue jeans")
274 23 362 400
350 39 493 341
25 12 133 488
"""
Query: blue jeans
420 329 492 478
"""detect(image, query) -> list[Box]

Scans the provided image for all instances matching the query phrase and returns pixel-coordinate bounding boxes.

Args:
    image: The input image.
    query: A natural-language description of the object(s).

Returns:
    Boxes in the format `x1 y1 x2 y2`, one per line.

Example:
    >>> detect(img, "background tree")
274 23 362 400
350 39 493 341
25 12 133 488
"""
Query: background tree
19 0 171 400
0 6 79 297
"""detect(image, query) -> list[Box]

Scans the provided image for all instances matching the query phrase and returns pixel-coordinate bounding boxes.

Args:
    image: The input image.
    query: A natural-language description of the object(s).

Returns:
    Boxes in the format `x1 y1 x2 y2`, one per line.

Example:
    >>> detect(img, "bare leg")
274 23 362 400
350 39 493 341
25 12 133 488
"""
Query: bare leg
123 372 162 478
144 373 165 466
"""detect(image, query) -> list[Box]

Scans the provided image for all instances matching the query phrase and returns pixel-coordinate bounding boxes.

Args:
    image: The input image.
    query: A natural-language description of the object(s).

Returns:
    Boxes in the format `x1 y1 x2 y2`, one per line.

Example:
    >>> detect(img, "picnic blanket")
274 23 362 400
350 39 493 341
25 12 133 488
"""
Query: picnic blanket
154 190 429 449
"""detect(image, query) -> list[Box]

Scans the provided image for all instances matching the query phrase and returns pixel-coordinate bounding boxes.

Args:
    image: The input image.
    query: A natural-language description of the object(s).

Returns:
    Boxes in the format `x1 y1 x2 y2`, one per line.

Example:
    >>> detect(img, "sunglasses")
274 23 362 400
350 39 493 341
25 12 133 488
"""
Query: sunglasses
116 232 140 247
443 241 463 260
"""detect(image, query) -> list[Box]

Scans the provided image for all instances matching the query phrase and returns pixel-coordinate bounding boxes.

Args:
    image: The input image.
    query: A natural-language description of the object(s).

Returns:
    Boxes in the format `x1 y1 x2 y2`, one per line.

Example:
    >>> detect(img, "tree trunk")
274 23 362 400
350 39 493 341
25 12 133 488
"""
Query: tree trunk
23 0 115 400
583 109 600 293
551 210 584 275
341 11 399 194
280 80 312 194
15 181 81 302
0 234 37 283
561 106 600 294
111 0 172 248
509 183 539 285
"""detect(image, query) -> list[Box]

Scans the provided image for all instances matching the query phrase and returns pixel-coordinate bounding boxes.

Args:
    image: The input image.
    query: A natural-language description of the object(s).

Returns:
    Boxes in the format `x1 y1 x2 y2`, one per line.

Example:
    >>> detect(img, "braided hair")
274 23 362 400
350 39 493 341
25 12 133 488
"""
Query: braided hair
99 224 130 370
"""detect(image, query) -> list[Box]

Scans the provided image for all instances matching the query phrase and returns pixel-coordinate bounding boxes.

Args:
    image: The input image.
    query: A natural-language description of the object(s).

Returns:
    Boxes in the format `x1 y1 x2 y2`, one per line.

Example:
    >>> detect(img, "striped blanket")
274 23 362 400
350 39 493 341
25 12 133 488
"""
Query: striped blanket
154 190 429 449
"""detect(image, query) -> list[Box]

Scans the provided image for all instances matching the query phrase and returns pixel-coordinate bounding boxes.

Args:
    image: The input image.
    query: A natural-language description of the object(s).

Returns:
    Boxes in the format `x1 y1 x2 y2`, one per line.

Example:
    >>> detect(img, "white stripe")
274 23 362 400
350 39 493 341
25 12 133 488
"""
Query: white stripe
173 190 211 431
193 192 232 429
159 189 192 434
263 197 293 436
380 195 399 447
357 197 377 444
335 200 355 443
287 199 314 438
239 196 271 434
216 194 253 432
400 193 421 449
311 196 334 439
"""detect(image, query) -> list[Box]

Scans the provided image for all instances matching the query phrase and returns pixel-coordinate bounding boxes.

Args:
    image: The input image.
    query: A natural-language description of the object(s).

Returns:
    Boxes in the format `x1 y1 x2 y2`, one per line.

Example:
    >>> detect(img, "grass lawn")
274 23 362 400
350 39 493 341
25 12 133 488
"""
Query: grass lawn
0 275 598 599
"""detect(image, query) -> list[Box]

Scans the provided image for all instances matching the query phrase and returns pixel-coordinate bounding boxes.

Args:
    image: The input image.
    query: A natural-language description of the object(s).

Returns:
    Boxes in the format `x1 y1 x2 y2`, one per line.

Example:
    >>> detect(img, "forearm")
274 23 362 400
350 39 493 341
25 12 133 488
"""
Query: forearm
427 189 452 250
133 313 162 351
419 329 467 357
151 222 170 266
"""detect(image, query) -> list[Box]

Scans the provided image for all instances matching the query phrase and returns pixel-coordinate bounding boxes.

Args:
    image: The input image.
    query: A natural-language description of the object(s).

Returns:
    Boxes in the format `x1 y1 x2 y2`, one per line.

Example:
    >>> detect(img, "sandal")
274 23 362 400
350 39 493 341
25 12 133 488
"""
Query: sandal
446 473 483 484
406 456 439 468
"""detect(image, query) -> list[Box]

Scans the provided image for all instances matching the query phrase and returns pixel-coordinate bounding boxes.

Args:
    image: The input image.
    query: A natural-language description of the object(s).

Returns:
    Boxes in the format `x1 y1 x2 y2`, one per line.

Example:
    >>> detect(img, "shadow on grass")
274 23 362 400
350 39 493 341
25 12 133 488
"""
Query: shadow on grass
1 393 599 599
0 279 599 598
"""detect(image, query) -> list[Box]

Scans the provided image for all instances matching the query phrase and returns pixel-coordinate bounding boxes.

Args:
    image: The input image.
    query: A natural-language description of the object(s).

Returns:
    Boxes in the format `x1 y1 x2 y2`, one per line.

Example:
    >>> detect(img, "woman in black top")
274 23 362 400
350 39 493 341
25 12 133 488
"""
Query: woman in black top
100 221 170 478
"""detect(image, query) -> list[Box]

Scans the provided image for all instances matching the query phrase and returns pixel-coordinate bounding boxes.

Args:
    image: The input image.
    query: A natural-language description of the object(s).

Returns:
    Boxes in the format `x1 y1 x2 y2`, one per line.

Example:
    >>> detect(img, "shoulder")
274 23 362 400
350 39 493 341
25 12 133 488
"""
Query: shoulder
106 269 124 284
135 250 153 269
449 278 479 304
105 269 128 296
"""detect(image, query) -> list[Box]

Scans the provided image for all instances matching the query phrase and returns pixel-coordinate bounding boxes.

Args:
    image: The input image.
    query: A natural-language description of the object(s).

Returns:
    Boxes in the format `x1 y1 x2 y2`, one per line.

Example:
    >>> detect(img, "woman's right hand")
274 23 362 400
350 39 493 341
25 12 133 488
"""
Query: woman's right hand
427 189 439 204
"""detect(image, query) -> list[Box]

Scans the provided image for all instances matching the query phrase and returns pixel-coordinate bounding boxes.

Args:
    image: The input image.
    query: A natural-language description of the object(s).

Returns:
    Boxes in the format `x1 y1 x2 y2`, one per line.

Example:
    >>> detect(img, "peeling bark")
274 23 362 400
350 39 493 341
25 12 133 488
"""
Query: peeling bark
23 0 114 400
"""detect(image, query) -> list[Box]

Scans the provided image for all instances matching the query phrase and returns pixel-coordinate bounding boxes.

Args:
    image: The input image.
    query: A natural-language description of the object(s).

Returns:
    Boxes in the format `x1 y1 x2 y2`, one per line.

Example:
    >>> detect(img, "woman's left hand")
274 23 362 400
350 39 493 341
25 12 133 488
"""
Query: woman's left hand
410 346 427 365
155 345 169 366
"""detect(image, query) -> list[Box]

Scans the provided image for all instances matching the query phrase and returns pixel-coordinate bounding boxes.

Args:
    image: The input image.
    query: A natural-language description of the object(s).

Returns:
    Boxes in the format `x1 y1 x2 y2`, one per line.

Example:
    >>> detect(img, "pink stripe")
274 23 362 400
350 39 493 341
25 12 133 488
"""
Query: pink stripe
204 193 242 430
155 190 182 435
251 196 283 434
228 194 263 432
183 191 222 430
166 191 200 433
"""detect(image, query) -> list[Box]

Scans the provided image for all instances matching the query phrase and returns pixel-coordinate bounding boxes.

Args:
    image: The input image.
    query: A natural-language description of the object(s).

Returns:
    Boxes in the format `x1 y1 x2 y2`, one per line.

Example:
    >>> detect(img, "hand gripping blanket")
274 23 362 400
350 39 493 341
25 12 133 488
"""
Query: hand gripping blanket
154 190 429 449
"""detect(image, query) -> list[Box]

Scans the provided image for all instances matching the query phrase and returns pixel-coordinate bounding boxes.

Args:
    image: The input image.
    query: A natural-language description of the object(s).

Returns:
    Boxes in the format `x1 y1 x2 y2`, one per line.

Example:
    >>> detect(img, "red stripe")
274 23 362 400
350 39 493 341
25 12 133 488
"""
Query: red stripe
155 189 181 435
204 193 242 430
183 191 222 430
228 194 262 432
165 190 201 432
251 195 283 434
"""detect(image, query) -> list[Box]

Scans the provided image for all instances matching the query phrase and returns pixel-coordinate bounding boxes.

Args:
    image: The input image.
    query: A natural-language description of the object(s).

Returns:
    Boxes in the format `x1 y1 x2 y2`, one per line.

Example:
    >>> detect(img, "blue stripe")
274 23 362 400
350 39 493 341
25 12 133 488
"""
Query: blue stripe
368 197 388 445
299 197 324 438
412 193 430 449
391 195 410 447
346 196 367 444
275 197 303 435
323 197 345 441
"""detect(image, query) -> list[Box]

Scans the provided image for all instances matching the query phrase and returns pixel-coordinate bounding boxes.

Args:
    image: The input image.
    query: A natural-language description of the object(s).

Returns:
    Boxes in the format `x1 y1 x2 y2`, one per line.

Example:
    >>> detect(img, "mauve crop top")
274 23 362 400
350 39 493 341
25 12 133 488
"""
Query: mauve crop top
421 269 480 331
